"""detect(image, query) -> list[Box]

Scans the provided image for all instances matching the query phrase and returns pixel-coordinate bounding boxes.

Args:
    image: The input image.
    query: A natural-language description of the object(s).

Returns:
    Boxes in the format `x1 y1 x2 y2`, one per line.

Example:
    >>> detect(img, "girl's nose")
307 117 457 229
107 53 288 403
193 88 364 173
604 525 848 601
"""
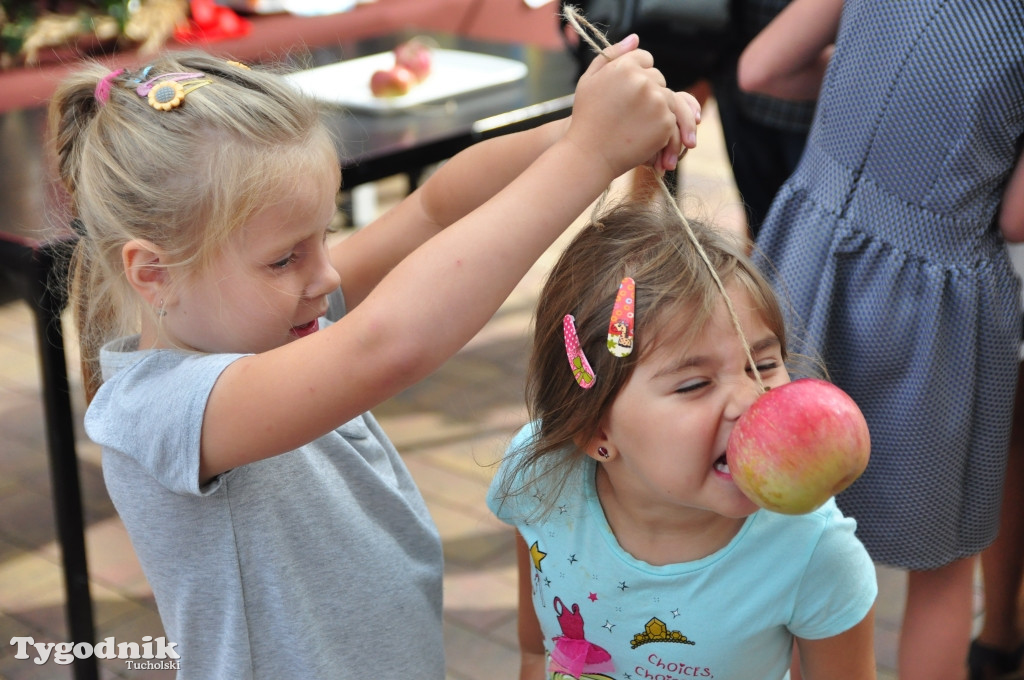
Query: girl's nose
311 247 342 298
724 377 762 422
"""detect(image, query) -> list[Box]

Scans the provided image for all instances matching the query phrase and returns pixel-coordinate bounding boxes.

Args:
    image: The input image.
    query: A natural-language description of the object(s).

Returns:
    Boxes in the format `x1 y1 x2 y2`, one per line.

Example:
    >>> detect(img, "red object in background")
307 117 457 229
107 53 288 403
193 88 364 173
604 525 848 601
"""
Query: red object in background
174 0 251 44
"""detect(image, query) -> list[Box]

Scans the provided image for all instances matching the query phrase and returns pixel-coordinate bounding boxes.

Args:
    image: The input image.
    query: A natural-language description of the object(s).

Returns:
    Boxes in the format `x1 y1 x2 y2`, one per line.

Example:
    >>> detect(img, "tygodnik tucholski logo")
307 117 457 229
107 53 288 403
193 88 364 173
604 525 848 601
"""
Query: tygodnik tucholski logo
9 635 181 670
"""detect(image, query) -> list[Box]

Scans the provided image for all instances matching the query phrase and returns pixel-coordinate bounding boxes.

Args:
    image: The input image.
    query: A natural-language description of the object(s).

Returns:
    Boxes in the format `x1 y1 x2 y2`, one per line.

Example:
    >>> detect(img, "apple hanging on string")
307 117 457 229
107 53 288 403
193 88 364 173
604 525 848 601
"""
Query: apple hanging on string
726 378 870 515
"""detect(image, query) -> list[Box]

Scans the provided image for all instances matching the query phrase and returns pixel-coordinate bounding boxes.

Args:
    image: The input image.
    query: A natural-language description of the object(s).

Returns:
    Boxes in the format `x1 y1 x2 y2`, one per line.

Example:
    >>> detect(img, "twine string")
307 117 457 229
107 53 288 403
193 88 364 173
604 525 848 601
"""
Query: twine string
562 4 765 393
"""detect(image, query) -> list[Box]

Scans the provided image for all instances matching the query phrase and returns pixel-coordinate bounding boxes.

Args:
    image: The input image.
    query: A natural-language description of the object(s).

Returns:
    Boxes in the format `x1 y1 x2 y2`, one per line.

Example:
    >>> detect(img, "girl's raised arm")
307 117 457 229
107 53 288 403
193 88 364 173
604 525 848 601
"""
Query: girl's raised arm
999 147 1024 242
331 117 569 311
738 0 843 101
199 37 694 481
335 48 701 311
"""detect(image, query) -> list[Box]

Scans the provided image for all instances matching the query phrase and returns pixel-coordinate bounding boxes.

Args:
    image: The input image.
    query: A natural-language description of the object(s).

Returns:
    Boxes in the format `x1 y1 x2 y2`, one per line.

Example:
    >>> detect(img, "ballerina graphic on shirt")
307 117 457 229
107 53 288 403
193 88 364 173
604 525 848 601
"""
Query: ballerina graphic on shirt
548 596 616 680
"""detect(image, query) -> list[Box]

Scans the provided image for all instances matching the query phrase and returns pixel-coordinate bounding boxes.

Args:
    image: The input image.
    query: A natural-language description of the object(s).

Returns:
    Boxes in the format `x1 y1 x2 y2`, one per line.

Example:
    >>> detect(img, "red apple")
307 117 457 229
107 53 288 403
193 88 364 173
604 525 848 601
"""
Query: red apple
393 38 433 83
726 378 870 515
369 65 417 98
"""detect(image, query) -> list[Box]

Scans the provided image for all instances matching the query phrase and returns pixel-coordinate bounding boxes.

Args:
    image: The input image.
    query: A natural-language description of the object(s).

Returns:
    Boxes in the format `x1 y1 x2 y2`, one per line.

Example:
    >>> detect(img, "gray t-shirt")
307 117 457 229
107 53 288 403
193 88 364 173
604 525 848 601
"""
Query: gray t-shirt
85 291 445 678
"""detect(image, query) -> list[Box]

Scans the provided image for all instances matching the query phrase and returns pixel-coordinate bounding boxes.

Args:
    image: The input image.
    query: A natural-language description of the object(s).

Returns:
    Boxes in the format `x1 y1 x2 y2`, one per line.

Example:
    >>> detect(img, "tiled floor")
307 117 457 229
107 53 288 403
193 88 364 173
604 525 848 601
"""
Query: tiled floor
0 99 975 679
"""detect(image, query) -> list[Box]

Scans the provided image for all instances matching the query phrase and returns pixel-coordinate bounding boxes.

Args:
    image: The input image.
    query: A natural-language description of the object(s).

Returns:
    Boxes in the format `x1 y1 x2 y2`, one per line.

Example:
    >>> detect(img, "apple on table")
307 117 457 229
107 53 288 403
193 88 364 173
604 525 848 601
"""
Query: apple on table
369 65 418 98
394 38 433 83
370 38 434 98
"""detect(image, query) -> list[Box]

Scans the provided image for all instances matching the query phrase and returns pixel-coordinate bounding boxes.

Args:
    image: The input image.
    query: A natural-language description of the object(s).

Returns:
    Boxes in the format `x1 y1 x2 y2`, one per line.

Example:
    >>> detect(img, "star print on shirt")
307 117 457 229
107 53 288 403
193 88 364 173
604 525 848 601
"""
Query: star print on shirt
530 542 547 571
568 554 578 564
588 592 598 602
618 581 629 591
602 620 615 633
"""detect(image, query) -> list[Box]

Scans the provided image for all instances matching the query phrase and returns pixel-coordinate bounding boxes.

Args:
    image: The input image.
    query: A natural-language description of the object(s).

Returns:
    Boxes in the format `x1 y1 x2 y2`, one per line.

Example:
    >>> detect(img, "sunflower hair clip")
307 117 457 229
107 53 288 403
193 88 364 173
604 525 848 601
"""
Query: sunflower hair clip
134 71 212 111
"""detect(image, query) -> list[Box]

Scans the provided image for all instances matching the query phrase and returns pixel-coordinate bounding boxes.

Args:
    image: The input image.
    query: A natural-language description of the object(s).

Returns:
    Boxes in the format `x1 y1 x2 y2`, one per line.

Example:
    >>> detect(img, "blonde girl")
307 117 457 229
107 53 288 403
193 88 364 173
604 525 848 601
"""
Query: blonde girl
51 43 698 678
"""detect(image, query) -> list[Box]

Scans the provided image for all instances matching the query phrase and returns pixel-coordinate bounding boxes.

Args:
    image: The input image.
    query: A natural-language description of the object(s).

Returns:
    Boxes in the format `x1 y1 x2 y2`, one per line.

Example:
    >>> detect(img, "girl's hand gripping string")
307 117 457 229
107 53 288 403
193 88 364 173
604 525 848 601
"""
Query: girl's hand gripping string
566 34 700 179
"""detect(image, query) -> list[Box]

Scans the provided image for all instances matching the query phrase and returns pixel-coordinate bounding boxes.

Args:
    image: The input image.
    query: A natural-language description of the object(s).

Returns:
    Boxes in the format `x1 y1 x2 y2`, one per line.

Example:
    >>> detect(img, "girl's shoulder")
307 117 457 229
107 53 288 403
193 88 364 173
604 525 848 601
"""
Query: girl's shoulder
486 421 588 523
97 338 243 389
751 497 858 547
746 498 875 595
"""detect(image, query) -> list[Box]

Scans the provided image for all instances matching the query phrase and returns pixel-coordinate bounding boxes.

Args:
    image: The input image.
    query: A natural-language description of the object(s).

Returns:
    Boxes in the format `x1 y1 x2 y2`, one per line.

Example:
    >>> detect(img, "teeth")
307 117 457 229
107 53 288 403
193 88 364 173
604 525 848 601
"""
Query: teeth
714 456 730 474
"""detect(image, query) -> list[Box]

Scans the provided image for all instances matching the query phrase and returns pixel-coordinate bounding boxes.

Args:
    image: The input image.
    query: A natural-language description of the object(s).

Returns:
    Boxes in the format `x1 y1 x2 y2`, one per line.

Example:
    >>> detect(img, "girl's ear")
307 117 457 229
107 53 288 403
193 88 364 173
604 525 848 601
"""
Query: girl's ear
122 239 169 308
577 423 616 462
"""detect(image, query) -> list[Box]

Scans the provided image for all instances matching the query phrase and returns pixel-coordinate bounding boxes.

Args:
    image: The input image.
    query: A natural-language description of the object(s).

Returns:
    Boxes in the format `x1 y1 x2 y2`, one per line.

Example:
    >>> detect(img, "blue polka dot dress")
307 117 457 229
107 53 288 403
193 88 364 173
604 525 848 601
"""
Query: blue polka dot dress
754 0 1024 570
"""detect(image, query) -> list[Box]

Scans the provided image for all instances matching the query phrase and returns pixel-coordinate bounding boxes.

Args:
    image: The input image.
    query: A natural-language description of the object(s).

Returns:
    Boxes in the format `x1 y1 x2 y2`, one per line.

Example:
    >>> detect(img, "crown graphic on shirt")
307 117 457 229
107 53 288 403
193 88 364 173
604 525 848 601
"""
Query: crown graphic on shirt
630 617 696 649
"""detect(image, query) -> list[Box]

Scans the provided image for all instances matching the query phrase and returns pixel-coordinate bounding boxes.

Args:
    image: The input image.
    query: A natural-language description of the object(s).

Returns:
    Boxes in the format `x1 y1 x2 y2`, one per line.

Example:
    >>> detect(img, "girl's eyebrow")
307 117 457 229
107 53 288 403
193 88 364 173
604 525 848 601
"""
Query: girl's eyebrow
653 335 781 379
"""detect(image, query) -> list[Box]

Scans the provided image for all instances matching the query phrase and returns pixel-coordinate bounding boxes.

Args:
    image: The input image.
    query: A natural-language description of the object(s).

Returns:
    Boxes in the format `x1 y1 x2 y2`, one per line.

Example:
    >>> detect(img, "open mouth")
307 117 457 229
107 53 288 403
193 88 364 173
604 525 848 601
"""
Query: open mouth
290 319 320 338
713 454 731 476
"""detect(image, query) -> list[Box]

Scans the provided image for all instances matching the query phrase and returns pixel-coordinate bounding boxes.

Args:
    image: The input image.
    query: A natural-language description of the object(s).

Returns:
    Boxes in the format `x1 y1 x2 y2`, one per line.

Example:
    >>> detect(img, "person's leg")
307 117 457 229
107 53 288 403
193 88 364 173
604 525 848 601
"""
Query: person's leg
900 556 976 680
970 364 1024 678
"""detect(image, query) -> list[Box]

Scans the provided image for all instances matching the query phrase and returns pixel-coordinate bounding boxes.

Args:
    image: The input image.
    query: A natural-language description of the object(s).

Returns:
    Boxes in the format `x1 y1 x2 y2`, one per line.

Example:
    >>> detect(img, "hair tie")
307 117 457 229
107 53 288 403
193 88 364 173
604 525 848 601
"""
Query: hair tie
94 68 125 105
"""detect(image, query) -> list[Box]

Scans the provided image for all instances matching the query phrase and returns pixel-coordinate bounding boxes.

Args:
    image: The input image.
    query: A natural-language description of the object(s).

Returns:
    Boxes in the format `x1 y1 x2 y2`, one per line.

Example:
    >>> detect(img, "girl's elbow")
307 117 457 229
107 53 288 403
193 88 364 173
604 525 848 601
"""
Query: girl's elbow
999 209 1024 243
737 54 774 95
736 55 760 94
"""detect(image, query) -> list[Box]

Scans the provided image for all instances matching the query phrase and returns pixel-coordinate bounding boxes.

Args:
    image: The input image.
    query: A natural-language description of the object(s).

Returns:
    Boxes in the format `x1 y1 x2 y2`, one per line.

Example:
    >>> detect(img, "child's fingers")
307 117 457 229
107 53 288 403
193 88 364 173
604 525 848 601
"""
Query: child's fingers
679 91 703 126
656 90 702 172
568 38 689 177
584 33 640 75
675 91 701 150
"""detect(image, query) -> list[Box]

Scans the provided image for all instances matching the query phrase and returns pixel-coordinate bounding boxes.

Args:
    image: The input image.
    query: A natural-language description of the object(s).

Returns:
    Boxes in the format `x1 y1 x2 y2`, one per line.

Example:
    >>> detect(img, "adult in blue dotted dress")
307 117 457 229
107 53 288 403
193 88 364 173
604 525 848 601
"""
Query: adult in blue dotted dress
739 1 1024 679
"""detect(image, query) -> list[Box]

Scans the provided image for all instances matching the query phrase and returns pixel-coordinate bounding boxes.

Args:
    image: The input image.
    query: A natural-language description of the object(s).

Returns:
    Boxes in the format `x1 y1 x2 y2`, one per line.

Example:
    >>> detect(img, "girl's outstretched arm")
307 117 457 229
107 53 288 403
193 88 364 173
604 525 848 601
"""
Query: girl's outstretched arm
335 75 701 310
332 117 569 311
794 606 877 680
999 148 1024 242
199 36 695 481
737 0 842 101
516 533 546 680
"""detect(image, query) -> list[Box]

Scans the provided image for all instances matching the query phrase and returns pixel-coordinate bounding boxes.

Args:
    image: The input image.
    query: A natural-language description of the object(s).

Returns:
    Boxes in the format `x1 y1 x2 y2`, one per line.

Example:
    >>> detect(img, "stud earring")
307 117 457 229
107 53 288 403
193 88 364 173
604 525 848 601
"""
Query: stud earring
597 446 609 459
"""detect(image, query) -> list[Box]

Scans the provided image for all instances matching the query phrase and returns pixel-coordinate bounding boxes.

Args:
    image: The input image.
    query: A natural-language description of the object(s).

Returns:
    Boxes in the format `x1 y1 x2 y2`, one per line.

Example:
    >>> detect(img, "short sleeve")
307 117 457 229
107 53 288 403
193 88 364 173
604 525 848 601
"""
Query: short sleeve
789 501 878 639
86 351 243 496
485 423 540 524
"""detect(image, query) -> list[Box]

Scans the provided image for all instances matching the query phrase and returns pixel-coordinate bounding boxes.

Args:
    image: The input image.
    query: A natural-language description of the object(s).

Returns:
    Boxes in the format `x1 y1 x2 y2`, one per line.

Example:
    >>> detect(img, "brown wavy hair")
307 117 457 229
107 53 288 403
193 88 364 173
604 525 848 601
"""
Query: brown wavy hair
495 198 789 517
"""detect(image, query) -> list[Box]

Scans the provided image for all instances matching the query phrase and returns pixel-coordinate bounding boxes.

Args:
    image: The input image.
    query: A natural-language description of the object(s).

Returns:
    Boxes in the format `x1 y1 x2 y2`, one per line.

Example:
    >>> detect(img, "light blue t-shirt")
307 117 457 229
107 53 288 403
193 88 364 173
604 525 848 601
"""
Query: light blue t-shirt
487 424 878 680
86 290 445 679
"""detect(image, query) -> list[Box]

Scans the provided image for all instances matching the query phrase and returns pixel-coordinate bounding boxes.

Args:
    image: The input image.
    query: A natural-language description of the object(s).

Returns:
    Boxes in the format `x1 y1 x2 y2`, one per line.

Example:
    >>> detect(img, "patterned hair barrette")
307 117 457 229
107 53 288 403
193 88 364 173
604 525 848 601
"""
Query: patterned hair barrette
564 315 596 389
607 277 635 357
134 71 212 111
